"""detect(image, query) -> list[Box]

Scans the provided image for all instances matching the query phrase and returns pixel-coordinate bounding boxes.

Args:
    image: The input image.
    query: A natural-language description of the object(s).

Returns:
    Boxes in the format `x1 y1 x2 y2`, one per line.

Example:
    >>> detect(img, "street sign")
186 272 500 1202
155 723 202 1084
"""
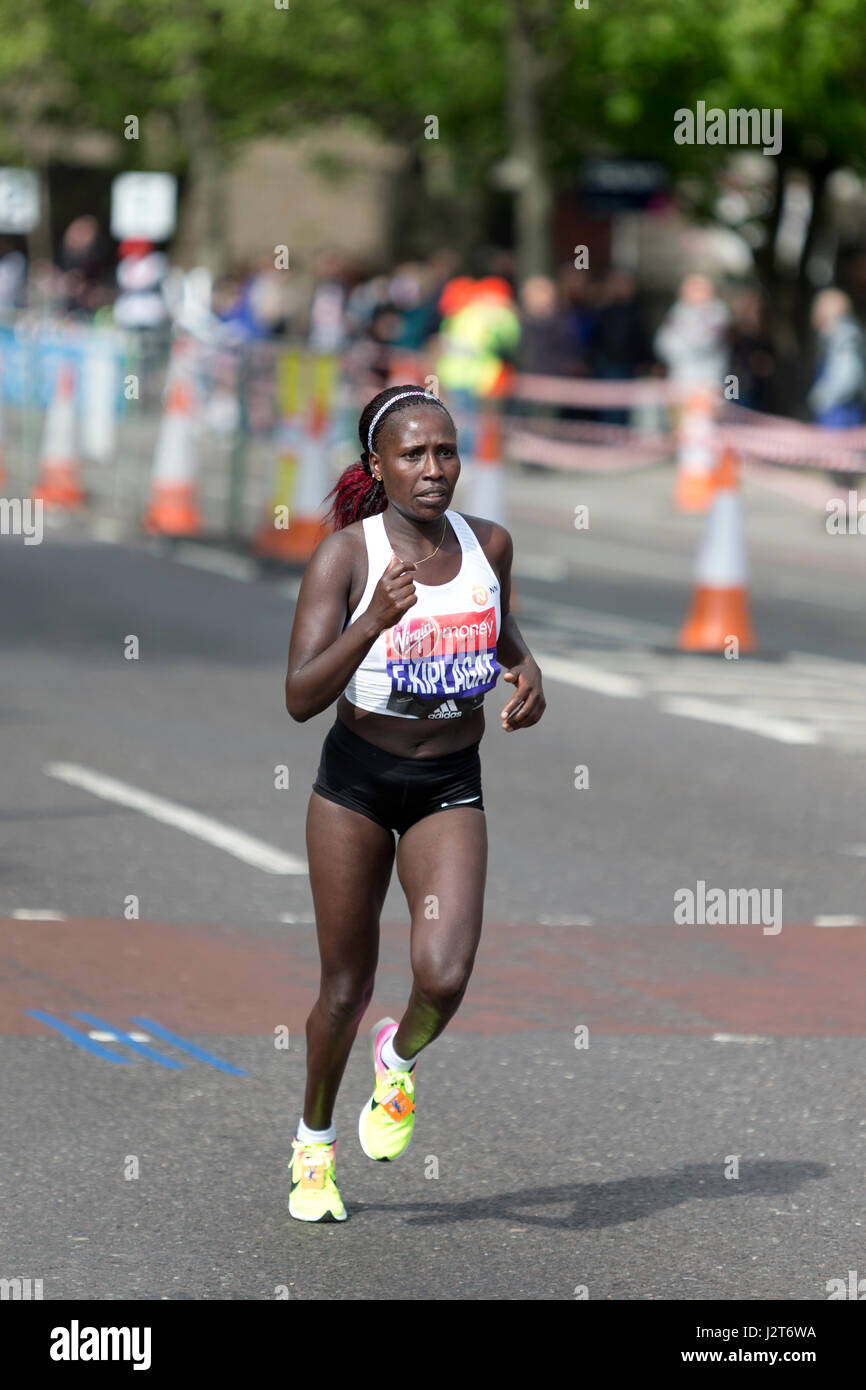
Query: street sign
110 172 177 242
0 168 40 234
578 159 669 213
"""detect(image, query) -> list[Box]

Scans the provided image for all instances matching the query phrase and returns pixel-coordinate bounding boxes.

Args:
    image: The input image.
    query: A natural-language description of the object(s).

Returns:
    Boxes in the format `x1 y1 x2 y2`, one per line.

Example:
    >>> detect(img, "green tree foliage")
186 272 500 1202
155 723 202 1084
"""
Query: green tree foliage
0 0 863 280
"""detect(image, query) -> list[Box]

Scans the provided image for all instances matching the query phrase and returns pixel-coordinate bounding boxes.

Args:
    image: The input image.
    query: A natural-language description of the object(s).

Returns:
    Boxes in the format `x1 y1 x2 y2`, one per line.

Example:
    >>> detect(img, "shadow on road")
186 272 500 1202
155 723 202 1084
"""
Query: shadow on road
352 1160 827 1229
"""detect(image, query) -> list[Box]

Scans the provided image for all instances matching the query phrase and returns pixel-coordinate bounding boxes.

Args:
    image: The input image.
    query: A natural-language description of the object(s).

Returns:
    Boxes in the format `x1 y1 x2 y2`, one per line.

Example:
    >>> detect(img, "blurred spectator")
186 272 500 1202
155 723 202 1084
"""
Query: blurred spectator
113 239 169 329
654 273 731 393
387 262 439 350
437 274 478 320
729 288 776 412
588 270 653 425
307 251 349 352
364 303 406 387
436 277 520 454
246 257 292 337
516 275 576 377
486 248 518 295
591 271 651 379
808 287 866 494
427 248 462 303
808 288 865 424
344 265 390 340
437 277 520 397
514 274 577 470
557 265 597 375
57 215 114 315
213 257 291 340
0 236 27 312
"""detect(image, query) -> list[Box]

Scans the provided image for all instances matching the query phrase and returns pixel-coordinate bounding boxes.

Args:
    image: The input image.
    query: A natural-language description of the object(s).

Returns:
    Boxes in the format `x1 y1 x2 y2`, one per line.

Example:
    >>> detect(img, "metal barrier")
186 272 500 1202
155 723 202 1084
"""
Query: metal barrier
2 319 862 541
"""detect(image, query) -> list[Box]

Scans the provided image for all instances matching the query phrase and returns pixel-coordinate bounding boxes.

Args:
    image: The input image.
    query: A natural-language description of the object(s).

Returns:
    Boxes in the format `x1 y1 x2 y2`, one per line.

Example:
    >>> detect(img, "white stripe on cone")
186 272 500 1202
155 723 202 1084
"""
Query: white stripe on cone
469 412 508 527
40 365 78 467
677 448 755 651
150 382 195 486
81 334 118 463
694 489 749 587
295 432 329 515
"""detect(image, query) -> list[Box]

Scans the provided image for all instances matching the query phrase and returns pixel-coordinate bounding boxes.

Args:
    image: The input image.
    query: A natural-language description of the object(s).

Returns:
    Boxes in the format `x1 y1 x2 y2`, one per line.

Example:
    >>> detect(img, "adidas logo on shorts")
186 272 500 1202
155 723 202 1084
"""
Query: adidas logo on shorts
428 699 462 719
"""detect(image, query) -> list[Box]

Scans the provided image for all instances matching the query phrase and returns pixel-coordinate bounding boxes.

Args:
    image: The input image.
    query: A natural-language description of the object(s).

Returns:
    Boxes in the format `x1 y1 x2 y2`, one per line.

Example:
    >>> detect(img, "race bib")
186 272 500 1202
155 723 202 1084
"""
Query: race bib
385 607 501 719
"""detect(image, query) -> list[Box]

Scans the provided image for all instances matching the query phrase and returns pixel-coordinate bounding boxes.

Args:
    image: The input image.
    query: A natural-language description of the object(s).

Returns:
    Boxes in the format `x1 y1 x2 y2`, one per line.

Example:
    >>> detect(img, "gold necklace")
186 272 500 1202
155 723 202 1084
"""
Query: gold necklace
390 517 448 566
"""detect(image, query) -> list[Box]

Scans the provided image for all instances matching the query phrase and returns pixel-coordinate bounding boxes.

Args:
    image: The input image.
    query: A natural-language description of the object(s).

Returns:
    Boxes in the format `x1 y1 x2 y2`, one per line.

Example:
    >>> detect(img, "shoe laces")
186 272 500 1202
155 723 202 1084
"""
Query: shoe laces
377 1064 415 1098
291 1137 336 1178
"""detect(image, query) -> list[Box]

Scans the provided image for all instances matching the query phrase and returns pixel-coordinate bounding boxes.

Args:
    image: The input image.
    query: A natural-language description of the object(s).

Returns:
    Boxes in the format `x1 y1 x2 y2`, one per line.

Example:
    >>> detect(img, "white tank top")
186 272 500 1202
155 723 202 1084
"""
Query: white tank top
342 509 503 720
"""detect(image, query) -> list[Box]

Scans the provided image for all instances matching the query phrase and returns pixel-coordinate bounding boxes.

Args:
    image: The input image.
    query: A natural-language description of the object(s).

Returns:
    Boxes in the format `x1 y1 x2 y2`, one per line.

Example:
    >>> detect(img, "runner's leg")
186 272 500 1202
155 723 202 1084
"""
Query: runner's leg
302 791 396 1129
391 807 487 1058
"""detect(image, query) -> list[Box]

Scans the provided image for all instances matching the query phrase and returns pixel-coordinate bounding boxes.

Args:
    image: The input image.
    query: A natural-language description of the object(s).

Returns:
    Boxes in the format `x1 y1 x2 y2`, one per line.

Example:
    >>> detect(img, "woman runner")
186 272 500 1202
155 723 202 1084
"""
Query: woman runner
285 383 545 1221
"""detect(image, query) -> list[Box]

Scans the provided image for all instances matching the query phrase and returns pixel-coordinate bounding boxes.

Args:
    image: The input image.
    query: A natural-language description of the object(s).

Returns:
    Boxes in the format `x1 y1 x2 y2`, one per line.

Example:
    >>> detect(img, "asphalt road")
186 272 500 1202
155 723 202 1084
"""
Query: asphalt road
2 476 866 1301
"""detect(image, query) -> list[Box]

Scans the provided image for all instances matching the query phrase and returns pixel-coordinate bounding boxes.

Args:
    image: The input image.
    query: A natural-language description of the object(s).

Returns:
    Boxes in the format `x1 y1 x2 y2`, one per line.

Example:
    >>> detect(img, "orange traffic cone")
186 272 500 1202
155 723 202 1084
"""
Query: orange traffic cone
467 404 518 614
674 387 716 513
469 405 507 525
677 448 755 653
255 396 330 561
31 364 85 507
142 366 201 536
386 352 429 390
254 358 335 564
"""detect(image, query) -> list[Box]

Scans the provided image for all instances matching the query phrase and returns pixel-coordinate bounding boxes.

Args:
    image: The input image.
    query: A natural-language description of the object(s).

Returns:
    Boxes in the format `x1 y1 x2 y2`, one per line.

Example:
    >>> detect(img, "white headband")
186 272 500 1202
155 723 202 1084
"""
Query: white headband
367 390 444 454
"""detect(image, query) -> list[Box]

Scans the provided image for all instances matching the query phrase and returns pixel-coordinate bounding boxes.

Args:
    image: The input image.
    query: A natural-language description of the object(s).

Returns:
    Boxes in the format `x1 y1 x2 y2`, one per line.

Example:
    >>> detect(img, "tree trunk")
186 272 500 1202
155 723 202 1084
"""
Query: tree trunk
752 152 788 295
792 156 836 336
507 0 553 281
178 67 225 276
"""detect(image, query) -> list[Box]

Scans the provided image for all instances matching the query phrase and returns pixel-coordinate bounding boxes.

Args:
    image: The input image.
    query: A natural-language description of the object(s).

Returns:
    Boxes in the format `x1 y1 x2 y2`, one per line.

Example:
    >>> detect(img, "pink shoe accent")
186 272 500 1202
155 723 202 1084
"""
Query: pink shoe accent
375 1021 398 1075
293 1136 336 1154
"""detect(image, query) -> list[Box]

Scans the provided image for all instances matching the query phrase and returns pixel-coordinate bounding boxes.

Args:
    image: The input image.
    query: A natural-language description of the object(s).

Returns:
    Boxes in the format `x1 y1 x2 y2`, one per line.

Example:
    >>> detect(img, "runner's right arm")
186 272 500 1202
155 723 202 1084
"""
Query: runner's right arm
285 533 417 721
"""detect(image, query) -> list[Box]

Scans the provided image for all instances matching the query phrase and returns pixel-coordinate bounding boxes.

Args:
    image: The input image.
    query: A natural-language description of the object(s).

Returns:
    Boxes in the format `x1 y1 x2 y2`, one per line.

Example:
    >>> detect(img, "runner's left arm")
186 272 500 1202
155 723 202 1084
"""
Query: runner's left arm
492 526 545 730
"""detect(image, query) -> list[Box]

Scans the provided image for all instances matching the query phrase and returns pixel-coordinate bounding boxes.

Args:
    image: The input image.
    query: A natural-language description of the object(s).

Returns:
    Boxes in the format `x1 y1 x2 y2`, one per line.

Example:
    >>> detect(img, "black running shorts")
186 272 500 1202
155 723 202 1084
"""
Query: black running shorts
312 716 484 836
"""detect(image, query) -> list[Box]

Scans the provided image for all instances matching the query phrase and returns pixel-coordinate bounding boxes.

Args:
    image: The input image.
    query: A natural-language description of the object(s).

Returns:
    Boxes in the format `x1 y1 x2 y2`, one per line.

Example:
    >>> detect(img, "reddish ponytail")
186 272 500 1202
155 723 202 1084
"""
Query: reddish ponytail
323 458 387 531
323 383 452 530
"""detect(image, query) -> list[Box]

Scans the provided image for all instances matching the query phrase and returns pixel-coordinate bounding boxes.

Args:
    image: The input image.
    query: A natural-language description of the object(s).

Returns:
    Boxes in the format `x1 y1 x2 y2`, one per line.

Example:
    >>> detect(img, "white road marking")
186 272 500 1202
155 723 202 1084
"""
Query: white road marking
279 913 316 924
172 544 258 581
91 518 125 543
743 459 834 510
88 1030 151 1042
814 915 865 927
520 594 674 644
526 639 866 752
565 537 692 585
712 1033 773 1044
515 553 569 582
12 909 67 921
43 762 308 876
659 696 821 745
532 651 642 698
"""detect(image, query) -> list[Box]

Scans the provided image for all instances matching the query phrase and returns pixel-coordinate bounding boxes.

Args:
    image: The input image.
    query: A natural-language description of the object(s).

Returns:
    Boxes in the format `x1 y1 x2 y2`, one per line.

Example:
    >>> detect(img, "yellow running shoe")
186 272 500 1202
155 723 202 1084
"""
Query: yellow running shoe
358 1017 416 1162
288 1139 347 1222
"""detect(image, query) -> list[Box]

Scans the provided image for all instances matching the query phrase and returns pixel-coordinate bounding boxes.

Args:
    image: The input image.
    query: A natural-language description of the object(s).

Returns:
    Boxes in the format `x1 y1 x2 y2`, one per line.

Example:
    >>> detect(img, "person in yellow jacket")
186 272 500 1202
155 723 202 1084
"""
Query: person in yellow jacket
436 277 520 454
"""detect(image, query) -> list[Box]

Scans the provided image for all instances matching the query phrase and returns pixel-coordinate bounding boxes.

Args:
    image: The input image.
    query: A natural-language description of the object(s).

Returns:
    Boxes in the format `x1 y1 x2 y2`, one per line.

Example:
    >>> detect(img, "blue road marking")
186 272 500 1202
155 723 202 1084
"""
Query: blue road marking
70 1012 186 1069
130 1017 248 1075
25 1010 133 1063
